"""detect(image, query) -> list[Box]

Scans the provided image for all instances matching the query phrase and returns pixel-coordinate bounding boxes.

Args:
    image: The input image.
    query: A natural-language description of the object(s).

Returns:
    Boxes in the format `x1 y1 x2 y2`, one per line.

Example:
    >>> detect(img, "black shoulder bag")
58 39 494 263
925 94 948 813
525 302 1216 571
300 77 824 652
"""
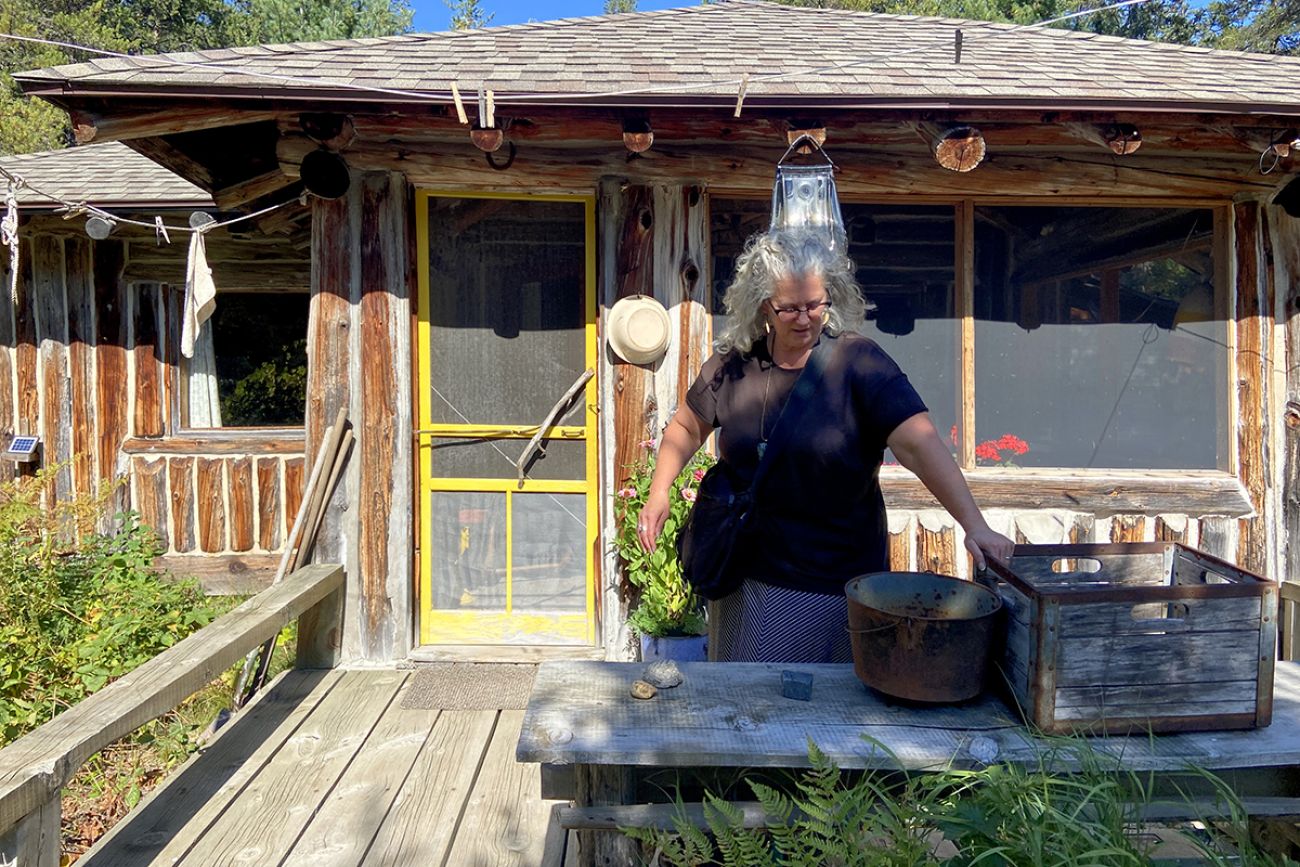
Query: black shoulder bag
675 338 834 600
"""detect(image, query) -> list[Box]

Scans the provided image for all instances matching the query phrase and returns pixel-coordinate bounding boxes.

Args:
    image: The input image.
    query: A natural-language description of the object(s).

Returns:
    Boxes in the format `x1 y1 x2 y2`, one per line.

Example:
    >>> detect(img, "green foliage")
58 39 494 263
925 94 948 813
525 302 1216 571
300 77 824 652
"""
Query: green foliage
212 293 308 427
445 0 493 30
0 0 413 156
614 442 714 638
605 0 637 14
626 737 1299 866
0 468 218 744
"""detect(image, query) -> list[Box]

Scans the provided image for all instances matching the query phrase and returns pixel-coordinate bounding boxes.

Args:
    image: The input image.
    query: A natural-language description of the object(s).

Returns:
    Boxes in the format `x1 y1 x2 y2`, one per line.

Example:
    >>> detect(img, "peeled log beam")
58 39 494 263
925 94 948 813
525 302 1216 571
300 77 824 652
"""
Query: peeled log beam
71 107 279 144
213 169 295 209
932 126 985 172
1063 122 1143 155
278 135 1276 200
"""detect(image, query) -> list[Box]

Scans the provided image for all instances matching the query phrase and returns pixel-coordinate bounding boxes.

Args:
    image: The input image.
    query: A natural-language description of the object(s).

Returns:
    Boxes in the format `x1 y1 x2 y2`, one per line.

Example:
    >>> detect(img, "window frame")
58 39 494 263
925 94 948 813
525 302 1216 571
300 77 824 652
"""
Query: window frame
170 285 311 439
707 193 1247 516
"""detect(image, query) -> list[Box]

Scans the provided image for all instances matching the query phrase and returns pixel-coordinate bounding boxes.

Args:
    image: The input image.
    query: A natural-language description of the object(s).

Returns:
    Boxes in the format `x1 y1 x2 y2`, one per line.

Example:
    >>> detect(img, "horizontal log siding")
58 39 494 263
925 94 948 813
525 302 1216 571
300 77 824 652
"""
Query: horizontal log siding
7 218 309 587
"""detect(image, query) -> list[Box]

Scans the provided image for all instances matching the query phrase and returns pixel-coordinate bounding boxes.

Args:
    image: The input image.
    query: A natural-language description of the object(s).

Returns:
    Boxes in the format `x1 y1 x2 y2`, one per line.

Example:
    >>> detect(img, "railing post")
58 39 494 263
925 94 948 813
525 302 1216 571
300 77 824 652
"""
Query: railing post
296 577 344 670
0 796 59 867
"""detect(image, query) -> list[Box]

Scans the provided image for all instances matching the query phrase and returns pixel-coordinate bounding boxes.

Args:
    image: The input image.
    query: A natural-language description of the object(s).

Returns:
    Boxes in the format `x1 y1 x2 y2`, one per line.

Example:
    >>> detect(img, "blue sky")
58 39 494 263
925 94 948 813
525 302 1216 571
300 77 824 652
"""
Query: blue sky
410 0 686 32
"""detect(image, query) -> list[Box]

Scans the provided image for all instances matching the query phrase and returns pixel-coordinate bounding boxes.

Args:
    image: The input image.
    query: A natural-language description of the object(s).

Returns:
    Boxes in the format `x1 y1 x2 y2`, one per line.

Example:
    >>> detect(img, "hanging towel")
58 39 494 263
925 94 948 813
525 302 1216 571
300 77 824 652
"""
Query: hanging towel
181 229 216 359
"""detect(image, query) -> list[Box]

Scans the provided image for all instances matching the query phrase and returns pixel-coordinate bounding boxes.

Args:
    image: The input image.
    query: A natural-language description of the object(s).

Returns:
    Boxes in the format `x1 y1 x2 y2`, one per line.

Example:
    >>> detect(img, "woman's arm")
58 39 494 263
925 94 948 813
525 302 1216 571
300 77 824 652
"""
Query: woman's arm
637 405 712 551
886 412 1014 569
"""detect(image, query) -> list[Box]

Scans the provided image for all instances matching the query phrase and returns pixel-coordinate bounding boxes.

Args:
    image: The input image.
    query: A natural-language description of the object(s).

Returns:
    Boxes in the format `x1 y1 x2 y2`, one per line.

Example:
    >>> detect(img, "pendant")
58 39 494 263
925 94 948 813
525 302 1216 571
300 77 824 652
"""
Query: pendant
757 441 767 460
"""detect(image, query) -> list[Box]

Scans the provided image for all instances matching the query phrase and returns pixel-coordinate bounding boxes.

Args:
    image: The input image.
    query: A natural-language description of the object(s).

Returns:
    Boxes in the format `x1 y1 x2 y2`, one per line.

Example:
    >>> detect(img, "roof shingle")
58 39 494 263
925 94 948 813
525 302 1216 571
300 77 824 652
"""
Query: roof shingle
13 1 1300 113
0 142 212 209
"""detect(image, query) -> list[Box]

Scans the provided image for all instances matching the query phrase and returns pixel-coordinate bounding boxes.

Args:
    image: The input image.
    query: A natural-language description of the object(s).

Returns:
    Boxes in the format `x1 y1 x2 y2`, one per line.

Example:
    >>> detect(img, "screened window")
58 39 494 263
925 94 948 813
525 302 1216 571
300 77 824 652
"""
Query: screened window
974 206 1224 470
182 292 309 429
711 199 958 450
710 201 1226 472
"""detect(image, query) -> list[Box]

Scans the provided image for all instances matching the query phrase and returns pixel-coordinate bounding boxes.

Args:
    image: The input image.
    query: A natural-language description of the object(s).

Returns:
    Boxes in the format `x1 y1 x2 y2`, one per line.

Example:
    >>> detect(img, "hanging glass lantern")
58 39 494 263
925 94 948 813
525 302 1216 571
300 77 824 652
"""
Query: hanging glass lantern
770 134 846 251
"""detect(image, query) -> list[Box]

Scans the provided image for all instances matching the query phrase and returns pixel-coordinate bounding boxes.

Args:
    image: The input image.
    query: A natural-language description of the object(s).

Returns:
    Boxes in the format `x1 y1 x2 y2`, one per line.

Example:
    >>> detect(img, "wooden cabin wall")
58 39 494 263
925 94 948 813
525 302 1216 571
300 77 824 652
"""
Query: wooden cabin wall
0 215 310 594
597 179 711 658
306 170 413 664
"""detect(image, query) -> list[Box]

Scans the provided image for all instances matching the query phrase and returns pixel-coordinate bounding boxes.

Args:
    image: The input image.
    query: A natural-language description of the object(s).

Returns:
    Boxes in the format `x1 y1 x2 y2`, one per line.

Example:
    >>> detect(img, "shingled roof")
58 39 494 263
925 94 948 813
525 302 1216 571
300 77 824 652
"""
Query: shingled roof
0 142 212 209
15 1 1300 114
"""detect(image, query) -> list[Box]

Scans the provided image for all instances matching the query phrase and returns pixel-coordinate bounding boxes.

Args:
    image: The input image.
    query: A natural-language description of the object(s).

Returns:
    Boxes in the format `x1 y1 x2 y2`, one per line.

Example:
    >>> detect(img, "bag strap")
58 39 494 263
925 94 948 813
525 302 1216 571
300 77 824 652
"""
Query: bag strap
748 334 835 497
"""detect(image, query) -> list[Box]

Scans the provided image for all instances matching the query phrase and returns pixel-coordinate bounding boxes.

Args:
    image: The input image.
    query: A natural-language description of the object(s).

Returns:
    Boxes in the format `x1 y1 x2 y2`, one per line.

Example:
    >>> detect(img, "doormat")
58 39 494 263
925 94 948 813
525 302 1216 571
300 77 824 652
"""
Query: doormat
400 663 537 710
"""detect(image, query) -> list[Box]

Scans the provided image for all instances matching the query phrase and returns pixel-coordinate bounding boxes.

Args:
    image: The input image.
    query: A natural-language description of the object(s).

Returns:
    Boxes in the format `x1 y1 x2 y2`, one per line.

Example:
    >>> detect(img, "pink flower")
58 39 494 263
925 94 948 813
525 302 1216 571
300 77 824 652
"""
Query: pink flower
692 468 706 482
679 486 697 502
638 438 658 450
617 487 637 499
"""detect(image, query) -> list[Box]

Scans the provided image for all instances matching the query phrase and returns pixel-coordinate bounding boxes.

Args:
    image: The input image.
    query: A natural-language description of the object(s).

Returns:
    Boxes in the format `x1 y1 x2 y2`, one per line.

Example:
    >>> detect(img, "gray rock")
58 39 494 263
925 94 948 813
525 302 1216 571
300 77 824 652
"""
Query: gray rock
643 660 684 688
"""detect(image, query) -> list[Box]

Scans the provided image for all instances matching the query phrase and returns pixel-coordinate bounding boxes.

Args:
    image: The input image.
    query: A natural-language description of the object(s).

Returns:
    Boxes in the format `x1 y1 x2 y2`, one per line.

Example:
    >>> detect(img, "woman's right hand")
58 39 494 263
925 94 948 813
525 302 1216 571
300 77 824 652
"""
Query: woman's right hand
637 489 671 552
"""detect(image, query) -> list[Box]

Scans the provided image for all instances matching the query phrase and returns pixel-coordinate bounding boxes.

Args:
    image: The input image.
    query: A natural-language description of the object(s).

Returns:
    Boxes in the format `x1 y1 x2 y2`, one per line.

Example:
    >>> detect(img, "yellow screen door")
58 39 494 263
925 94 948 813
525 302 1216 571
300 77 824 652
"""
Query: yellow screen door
416 192 597 646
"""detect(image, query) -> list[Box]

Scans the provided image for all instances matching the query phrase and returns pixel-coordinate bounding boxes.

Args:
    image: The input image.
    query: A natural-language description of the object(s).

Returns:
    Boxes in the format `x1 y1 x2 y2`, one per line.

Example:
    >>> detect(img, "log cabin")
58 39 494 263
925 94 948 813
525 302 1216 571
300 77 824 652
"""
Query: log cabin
0 142 312 593
7 0 1300 666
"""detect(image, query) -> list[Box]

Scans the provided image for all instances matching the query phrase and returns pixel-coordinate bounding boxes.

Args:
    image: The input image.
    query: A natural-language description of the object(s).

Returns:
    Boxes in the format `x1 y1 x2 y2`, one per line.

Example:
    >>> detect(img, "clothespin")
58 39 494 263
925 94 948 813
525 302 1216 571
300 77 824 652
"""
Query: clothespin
154 216 170 246
734 73 750 119
450 83 469 125
486 90 495 129
954 29 963 64
477 85 495 129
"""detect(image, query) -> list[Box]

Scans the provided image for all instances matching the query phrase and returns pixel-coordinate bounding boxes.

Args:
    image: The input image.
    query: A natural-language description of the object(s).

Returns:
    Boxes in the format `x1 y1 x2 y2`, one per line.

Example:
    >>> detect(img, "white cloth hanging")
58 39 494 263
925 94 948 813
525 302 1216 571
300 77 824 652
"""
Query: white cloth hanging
187 326 223 428
181 228 216 359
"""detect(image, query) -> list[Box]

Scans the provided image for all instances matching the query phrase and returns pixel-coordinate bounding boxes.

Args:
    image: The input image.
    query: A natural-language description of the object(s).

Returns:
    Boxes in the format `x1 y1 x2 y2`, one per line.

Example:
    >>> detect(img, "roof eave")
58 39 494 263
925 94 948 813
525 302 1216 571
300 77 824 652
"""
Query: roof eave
18 76 1300 119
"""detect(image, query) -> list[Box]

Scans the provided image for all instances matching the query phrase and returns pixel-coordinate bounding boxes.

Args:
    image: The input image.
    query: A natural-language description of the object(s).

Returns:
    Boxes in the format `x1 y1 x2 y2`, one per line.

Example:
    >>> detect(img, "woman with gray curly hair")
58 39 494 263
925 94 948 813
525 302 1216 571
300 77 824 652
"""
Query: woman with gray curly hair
636 229 1013 664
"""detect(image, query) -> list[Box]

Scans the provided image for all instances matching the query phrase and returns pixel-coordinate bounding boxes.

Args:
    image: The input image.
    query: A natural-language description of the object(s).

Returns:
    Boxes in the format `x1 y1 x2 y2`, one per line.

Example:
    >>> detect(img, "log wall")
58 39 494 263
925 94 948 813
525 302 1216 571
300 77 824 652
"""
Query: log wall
306 169 413 664
0 214 310 592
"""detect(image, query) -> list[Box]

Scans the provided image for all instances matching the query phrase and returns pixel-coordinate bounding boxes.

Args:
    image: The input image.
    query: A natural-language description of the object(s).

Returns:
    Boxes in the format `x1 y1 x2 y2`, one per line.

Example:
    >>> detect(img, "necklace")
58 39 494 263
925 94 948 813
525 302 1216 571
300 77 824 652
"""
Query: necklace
758 335 784 458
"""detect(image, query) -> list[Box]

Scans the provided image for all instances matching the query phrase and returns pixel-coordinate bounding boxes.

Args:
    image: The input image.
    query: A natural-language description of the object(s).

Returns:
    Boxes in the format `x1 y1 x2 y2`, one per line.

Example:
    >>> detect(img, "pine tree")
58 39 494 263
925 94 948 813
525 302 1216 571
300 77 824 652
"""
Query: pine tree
445 0 494 31
605 0 638 14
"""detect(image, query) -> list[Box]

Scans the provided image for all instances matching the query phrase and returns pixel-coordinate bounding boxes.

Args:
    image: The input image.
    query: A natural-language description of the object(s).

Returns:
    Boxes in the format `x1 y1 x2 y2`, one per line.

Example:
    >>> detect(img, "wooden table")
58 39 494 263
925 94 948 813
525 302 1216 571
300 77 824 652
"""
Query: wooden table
517 660 1300 865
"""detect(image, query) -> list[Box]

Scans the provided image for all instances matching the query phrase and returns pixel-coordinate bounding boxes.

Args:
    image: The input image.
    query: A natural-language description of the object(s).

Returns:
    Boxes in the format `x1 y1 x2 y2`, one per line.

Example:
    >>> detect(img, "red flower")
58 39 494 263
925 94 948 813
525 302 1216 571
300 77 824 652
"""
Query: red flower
996 434 1030 455
949 425 959 446
975 442 1001 462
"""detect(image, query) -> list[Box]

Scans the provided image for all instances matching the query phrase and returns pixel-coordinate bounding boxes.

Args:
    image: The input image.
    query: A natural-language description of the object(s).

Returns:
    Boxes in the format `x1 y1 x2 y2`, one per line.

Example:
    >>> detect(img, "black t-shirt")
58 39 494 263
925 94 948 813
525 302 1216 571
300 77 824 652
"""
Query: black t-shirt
684 331 927 595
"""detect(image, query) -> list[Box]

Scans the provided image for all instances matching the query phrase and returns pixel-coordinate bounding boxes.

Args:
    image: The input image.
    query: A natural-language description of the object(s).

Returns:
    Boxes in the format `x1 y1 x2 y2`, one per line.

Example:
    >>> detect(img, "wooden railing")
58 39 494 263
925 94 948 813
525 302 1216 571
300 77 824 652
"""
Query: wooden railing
0 563 344 867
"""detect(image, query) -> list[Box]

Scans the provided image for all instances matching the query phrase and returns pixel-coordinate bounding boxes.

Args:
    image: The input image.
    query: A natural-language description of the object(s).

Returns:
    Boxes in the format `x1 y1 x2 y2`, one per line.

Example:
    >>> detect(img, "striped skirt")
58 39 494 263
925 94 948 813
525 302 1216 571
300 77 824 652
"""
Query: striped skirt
708 579 853 664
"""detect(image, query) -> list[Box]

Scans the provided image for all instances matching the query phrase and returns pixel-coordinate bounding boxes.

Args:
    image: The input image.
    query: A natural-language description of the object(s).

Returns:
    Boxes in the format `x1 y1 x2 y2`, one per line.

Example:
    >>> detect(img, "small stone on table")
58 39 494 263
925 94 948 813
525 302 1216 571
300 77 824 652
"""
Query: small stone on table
631 680 657 700
643 660 683 688
781 670 814 701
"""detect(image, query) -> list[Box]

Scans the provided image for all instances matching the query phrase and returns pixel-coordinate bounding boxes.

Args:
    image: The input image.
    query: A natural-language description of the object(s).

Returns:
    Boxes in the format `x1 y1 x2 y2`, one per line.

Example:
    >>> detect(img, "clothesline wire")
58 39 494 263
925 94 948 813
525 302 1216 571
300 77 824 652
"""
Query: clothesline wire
0 163 297 235
0 0 1150 109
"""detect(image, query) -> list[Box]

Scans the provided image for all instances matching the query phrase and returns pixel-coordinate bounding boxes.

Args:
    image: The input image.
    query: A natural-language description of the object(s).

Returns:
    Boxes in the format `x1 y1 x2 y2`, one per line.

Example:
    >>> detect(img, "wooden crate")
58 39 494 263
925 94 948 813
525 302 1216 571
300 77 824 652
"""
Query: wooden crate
983 543 1277 735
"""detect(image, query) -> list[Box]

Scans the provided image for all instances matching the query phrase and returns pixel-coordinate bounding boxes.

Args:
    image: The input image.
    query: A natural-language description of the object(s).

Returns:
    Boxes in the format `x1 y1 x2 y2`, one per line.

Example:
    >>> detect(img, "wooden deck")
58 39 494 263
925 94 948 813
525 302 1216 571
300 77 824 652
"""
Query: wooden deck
79 669 569 867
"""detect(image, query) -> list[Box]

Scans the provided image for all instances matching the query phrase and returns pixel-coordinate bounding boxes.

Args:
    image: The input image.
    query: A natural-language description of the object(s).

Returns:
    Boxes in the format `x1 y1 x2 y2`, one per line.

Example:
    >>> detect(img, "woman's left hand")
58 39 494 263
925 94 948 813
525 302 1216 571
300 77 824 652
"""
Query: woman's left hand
964 524 1015 570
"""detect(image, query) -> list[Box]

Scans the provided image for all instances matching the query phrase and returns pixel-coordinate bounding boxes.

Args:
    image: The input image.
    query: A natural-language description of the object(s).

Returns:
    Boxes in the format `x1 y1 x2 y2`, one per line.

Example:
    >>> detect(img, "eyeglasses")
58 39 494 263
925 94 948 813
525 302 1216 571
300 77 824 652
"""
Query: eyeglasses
767 299 832 322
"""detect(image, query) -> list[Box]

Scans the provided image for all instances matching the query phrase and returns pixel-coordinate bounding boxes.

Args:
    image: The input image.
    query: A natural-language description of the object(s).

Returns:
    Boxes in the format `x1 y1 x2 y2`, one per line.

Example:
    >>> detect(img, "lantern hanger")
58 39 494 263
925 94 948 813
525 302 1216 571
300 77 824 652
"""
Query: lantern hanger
778 134 838 172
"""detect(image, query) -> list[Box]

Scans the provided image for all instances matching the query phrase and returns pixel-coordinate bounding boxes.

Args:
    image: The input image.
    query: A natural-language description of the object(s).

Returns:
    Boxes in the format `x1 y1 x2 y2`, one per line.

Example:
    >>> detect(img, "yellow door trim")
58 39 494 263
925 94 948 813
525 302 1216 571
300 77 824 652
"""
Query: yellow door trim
416 190 598 647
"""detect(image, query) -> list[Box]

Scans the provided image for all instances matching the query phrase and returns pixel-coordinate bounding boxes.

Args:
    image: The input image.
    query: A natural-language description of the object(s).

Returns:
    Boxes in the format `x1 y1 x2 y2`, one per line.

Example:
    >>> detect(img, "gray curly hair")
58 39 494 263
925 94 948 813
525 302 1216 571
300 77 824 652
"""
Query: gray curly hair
714 229 869 355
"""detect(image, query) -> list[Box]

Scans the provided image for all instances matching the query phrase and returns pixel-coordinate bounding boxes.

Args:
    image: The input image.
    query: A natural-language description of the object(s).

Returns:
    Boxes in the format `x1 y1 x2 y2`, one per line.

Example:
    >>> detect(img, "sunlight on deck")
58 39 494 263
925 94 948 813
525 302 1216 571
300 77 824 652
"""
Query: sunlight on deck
79 670 568 867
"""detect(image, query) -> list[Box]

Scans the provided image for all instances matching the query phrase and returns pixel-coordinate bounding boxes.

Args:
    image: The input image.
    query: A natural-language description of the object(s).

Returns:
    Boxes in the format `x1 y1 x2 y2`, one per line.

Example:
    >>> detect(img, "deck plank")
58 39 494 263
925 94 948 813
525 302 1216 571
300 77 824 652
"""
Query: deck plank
281 684 439 867
82 669 342 867
176 670 407 867
446 710 566 867
358 709 498 867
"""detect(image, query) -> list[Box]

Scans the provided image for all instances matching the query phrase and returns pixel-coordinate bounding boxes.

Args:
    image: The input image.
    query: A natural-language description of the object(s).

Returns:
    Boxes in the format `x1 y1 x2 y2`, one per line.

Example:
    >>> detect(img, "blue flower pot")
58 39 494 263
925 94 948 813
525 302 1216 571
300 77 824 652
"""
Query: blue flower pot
640 633 708 662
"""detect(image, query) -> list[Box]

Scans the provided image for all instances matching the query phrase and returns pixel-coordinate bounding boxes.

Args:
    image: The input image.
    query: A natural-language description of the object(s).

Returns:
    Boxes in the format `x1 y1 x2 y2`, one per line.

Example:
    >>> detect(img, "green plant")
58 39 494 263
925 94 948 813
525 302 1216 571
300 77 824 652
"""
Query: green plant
624 738 1298 866
614 440 714 638
0 467 219 744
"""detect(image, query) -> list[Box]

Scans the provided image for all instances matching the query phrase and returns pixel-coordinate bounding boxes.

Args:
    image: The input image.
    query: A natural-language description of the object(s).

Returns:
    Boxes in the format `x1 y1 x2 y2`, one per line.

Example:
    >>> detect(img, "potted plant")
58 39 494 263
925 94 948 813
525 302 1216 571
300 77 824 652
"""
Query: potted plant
615 439 714 661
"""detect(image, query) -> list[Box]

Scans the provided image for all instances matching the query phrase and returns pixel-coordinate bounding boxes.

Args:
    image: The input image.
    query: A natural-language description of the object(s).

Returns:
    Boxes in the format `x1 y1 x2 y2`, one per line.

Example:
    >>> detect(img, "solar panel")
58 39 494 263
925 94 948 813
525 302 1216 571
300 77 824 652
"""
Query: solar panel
7 437 38 455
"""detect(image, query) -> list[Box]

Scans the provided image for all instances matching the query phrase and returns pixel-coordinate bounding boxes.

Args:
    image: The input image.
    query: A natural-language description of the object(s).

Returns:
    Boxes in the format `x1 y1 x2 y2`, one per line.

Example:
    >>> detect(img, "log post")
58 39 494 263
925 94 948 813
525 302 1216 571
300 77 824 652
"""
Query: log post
574 764 637 867
0 795 59 867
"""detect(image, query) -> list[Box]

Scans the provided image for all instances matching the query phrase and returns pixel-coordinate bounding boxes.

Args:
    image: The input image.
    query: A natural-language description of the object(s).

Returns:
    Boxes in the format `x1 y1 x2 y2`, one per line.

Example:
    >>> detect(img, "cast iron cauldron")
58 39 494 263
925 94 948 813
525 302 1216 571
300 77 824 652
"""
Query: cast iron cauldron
845 572 1002 703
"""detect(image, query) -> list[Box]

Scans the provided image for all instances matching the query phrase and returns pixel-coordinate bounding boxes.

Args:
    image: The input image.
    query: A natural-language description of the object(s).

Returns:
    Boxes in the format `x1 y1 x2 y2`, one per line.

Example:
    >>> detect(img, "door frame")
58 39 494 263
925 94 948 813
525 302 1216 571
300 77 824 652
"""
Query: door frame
414 189 599 647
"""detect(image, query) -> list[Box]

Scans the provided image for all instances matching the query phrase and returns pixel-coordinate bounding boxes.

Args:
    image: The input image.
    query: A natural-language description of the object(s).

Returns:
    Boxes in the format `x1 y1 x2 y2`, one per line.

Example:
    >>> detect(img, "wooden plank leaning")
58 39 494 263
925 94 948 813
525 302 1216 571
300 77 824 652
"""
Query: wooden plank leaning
0 563 345 865
233 406 351 705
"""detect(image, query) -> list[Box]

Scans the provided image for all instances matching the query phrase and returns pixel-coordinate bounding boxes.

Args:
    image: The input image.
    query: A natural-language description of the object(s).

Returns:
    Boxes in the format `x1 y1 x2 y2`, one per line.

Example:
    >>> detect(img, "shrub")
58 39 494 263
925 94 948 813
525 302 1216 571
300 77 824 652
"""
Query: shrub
0 468 218 744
